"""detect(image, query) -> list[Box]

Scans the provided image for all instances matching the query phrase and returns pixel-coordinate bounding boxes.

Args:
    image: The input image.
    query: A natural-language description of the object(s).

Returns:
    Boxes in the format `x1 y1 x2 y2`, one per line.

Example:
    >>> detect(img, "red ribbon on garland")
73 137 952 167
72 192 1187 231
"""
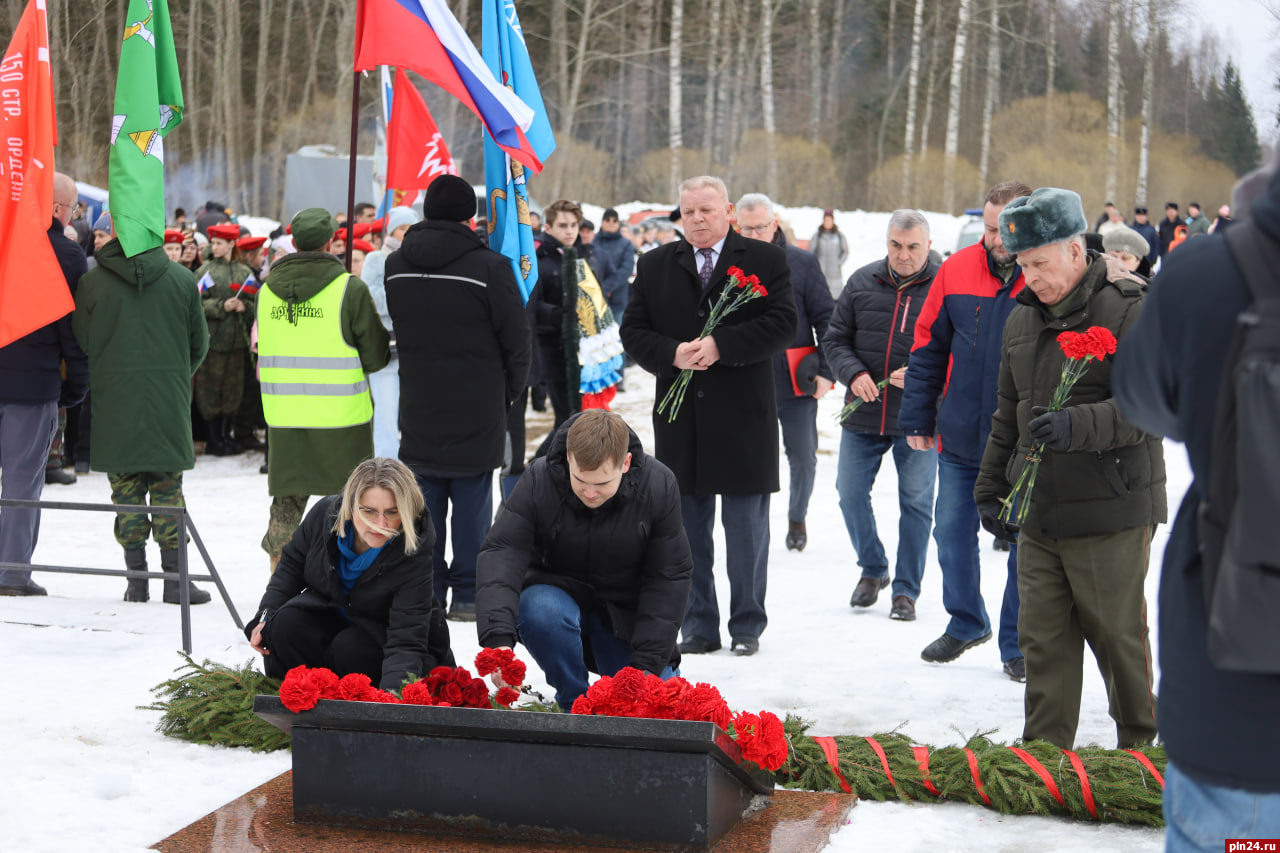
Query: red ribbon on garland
864 736 896 788
1125 749 1165 789
1062 749 1097 819
912 746 940 796
1007 747 1065 807
812 736 852 793
964 748 992 805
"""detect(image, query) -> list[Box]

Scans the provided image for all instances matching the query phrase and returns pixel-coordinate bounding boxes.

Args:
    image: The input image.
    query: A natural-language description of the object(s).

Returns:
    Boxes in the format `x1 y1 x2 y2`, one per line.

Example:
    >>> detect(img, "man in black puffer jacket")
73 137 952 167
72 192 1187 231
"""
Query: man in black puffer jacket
476 410 693 709
386 175 531 622
822 210 939 622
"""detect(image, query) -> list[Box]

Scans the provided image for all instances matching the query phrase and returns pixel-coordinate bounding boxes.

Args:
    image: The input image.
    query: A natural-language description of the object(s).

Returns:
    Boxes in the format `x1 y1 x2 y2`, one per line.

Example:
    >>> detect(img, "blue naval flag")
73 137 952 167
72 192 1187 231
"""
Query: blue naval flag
482 0 555 304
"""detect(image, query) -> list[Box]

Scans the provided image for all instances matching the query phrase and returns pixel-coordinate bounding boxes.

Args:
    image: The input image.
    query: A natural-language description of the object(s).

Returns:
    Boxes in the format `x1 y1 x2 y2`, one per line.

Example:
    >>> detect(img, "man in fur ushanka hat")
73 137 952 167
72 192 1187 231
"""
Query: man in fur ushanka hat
972 187 1167 751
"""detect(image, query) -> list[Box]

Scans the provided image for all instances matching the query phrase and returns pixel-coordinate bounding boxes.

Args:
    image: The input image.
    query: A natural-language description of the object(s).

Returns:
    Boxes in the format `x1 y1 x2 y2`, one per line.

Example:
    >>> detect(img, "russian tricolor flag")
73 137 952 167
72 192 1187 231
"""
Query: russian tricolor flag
354 0 544 173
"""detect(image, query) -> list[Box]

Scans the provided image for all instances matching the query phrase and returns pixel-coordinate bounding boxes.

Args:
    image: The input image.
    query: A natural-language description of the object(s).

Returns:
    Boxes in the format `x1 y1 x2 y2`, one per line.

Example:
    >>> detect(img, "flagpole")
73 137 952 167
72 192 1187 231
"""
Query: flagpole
344 70 361 273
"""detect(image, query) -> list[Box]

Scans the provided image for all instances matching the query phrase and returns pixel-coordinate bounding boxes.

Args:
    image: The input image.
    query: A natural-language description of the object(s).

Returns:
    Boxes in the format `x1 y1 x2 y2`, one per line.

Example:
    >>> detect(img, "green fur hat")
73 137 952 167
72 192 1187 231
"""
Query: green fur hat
997 187 1088 255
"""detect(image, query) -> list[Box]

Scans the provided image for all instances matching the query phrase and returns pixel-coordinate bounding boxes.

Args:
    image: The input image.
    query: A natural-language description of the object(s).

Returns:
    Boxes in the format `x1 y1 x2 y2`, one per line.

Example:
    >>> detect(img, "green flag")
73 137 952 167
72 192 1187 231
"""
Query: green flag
108 0 183 258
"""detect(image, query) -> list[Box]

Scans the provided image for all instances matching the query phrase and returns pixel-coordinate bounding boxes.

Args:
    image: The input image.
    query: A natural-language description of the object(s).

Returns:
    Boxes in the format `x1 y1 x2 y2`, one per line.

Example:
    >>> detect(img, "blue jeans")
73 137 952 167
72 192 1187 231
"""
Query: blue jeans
681 493 770 644
933 452 1020 661
835 430 937 600
369 357 399 460
778 396 818 522
1164 762 1280 852
517 584 677 709
416 471 493 607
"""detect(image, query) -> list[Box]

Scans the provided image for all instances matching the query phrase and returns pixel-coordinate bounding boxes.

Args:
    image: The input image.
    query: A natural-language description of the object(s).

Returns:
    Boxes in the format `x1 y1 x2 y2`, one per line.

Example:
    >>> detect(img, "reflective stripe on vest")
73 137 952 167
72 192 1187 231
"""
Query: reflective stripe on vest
258 272 373 429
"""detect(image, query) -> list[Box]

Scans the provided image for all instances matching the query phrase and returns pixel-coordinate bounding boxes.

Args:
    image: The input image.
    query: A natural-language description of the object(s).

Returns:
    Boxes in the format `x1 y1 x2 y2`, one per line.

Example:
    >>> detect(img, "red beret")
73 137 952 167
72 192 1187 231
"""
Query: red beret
163 229 185 245
207 223 240 241
331 229 349 243
236 236 267 252
352 239 374 253
360 217 385 235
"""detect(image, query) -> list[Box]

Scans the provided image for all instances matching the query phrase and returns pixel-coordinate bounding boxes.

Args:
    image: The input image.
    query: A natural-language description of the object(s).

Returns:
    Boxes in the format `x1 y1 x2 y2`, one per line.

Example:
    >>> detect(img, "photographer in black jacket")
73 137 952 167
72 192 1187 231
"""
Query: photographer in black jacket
476 410 692 708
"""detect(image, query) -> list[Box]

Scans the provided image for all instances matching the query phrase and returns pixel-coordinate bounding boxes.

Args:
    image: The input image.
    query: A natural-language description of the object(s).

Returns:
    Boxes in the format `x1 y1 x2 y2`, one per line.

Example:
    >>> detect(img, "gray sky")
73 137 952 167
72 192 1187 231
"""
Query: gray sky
1192 0 1277 141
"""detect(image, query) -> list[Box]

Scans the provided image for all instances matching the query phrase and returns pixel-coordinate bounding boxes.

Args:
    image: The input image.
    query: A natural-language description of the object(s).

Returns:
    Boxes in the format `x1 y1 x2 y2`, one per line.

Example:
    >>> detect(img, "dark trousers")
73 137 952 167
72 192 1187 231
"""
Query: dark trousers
505 386 528 478
534 341 571 459
516 583 677 709
0 401 58 585
66 392 91 467
777 396 818 523
1017 525 1158 749
934 452 1020 660
262 606 383 685
416 471 493 607
680 493 770 643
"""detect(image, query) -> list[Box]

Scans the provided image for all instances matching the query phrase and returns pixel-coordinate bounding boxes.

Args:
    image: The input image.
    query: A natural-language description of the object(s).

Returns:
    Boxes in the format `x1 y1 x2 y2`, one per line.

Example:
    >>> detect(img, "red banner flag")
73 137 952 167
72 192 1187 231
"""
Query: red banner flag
386 68 458 193
0 0 73 348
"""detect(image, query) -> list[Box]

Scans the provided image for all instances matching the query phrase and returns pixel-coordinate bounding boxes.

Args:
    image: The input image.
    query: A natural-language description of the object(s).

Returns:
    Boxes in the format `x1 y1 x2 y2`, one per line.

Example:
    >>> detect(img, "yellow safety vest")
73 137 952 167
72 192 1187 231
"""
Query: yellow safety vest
258 273 373 428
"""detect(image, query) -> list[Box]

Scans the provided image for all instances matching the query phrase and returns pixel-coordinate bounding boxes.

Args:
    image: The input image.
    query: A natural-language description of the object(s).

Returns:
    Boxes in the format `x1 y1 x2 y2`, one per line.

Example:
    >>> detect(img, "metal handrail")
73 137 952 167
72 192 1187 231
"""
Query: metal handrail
0 498 243 653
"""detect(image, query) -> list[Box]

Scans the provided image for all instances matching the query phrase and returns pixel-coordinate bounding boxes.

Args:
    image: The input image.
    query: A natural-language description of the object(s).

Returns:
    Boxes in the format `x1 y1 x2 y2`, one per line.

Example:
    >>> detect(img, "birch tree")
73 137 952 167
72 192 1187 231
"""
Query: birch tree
761 0 779 198
669 0 684 197
887 0 897 79
943 0 973 213
1105 0 1122 204
1045 0 1056 143
1136 0 1157 207
901 0 925 201
808 0 823 144
703 0 723 165
251 0 275 214
825 0 847 136
977 0 1001 192
626 0 655 172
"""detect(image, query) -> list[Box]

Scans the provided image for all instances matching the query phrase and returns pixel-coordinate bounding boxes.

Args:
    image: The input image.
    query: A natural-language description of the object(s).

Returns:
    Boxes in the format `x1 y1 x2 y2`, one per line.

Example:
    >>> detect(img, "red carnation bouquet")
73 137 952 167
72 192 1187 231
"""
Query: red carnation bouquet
1000 325 1118 526
277 649 528 713
569 667 789 771
657 265 768 423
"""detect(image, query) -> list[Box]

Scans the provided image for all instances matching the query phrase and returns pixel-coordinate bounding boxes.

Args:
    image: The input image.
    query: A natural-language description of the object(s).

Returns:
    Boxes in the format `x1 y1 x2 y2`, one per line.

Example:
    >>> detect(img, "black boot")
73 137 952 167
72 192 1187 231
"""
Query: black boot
203 417 226 456
219 416 243 454
160 549 211 605
123 548 149 602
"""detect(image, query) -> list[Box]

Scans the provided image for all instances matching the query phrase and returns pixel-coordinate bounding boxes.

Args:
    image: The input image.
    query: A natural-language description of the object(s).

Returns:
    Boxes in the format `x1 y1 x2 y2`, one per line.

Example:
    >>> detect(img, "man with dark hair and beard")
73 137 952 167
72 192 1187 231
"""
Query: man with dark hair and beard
899 181 1032 681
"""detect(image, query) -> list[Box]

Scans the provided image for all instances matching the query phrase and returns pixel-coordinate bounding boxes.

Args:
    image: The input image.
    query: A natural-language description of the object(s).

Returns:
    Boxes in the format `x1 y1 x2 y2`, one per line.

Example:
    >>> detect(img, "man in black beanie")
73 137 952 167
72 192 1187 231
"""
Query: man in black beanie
386 174 531 621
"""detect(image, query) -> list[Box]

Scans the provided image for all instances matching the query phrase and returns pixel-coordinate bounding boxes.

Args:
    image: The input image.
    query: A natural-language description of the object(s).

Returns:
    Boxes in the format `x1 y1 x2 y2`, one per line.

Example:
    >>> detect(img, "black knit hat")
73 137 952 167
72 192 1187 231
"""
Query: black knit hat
424 175 477 222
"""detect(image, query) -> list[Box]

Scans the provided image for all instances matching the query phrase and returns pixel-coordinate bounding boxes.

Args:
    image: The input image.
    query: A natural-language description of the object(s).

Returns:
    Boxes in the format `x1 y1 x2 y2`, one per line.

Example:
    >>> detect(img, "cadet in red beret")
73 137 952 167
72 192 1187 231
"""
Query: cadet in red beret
194 223 257 456
350 238 374 277
163 229 185 262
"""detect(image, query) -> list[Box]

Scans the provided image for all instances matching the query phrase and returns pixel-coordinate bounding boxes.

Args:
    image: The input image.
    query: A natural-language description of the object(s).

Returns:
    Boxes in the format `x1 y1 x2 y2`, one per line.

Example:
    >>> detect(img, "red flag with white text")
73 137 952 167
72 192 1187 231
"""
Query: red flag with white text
385 67 458 193
0 0 73 348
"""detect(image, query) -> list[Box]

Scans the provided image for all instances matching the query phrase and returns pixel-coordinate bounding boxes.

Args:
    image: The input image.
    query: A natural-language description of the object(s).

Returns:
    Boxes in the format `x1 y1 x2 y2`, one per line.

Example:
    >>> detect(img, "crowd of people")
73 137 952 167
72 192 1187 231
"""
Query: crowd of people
3 161 1277 850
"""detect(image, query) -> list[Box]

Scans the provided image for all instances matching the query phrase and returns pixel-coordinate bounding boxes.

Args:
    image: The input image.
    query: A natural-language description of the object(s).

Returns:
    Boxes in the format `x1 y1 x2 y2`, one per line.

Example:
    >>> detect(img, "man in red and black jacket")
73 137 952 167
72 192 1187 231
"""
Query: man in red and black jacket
898 180 1030 681
822 209 938 622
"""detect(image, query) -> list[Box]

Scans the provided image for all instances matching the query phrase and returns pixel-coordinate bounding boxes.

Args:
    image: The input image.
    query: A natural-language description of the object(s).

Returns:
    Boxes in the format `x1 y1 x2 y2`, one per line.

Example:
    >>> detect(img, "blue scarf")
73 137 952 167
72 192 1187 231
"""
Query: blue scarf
335 522 386 595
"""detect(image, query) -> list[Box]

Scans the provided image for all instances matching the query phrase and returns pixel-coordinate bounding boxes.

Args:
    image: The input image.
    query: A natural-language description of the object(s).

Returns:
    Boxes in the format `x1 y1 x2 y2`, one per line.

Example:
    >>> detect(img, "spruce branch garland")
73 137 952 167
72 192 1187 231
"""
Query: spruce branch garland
142 654 290 753
778 717 1167 827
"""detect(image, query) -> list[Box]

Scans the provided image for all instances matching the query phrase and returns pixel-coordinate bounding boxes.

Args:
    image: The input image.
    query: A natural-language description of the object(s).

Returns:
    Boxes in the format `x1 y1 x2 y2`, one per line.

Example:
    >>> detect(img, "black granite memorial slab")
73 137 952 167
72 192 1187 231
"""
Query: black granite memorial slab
253 695 775 851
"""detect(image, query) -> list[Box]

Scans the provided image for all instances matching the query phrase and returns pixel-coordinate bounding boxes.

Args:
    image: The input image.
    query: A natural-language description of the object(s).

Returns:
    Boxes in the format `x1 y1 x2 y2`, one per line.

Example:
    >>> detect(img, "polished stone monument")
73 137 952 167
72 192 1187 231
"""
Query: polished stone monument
254 695 777 850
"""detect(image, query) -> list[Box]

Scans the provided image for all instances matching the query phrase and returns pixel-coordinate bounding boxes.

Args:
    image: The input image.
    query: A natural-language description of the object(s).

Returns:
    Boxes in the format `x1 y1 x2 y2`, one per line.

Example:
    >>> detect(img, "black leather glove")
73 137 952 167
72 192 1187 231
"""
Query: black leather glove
1028 405 1071 452
978 499 1020 543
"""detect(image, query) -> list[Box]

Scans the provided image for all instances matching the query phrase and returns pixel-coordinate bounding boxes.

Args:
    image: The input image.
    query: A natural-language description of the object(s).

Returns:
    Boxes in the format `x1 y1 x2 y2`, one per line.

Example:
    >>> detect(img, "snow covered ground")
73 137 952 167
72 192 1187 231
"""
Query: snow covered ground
0 220 1175 851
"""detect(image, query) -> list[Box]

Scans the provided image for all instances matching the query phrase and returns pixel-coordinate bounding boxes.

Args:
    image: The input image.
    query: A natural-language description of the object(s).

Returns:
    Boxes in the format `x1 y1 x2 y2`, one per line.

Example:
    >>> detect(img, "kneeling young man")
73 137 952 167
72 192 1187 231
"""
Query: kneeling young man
476 410 693 708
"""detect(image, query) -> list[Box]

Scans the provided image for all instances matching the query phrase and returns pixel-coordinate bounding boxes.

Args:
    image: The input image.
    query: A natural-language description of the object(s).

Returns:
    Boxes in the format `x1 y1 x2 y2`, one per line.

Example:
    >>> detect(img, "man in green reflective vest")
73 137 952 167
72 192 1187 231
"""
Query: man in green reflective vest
257 208 391 570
